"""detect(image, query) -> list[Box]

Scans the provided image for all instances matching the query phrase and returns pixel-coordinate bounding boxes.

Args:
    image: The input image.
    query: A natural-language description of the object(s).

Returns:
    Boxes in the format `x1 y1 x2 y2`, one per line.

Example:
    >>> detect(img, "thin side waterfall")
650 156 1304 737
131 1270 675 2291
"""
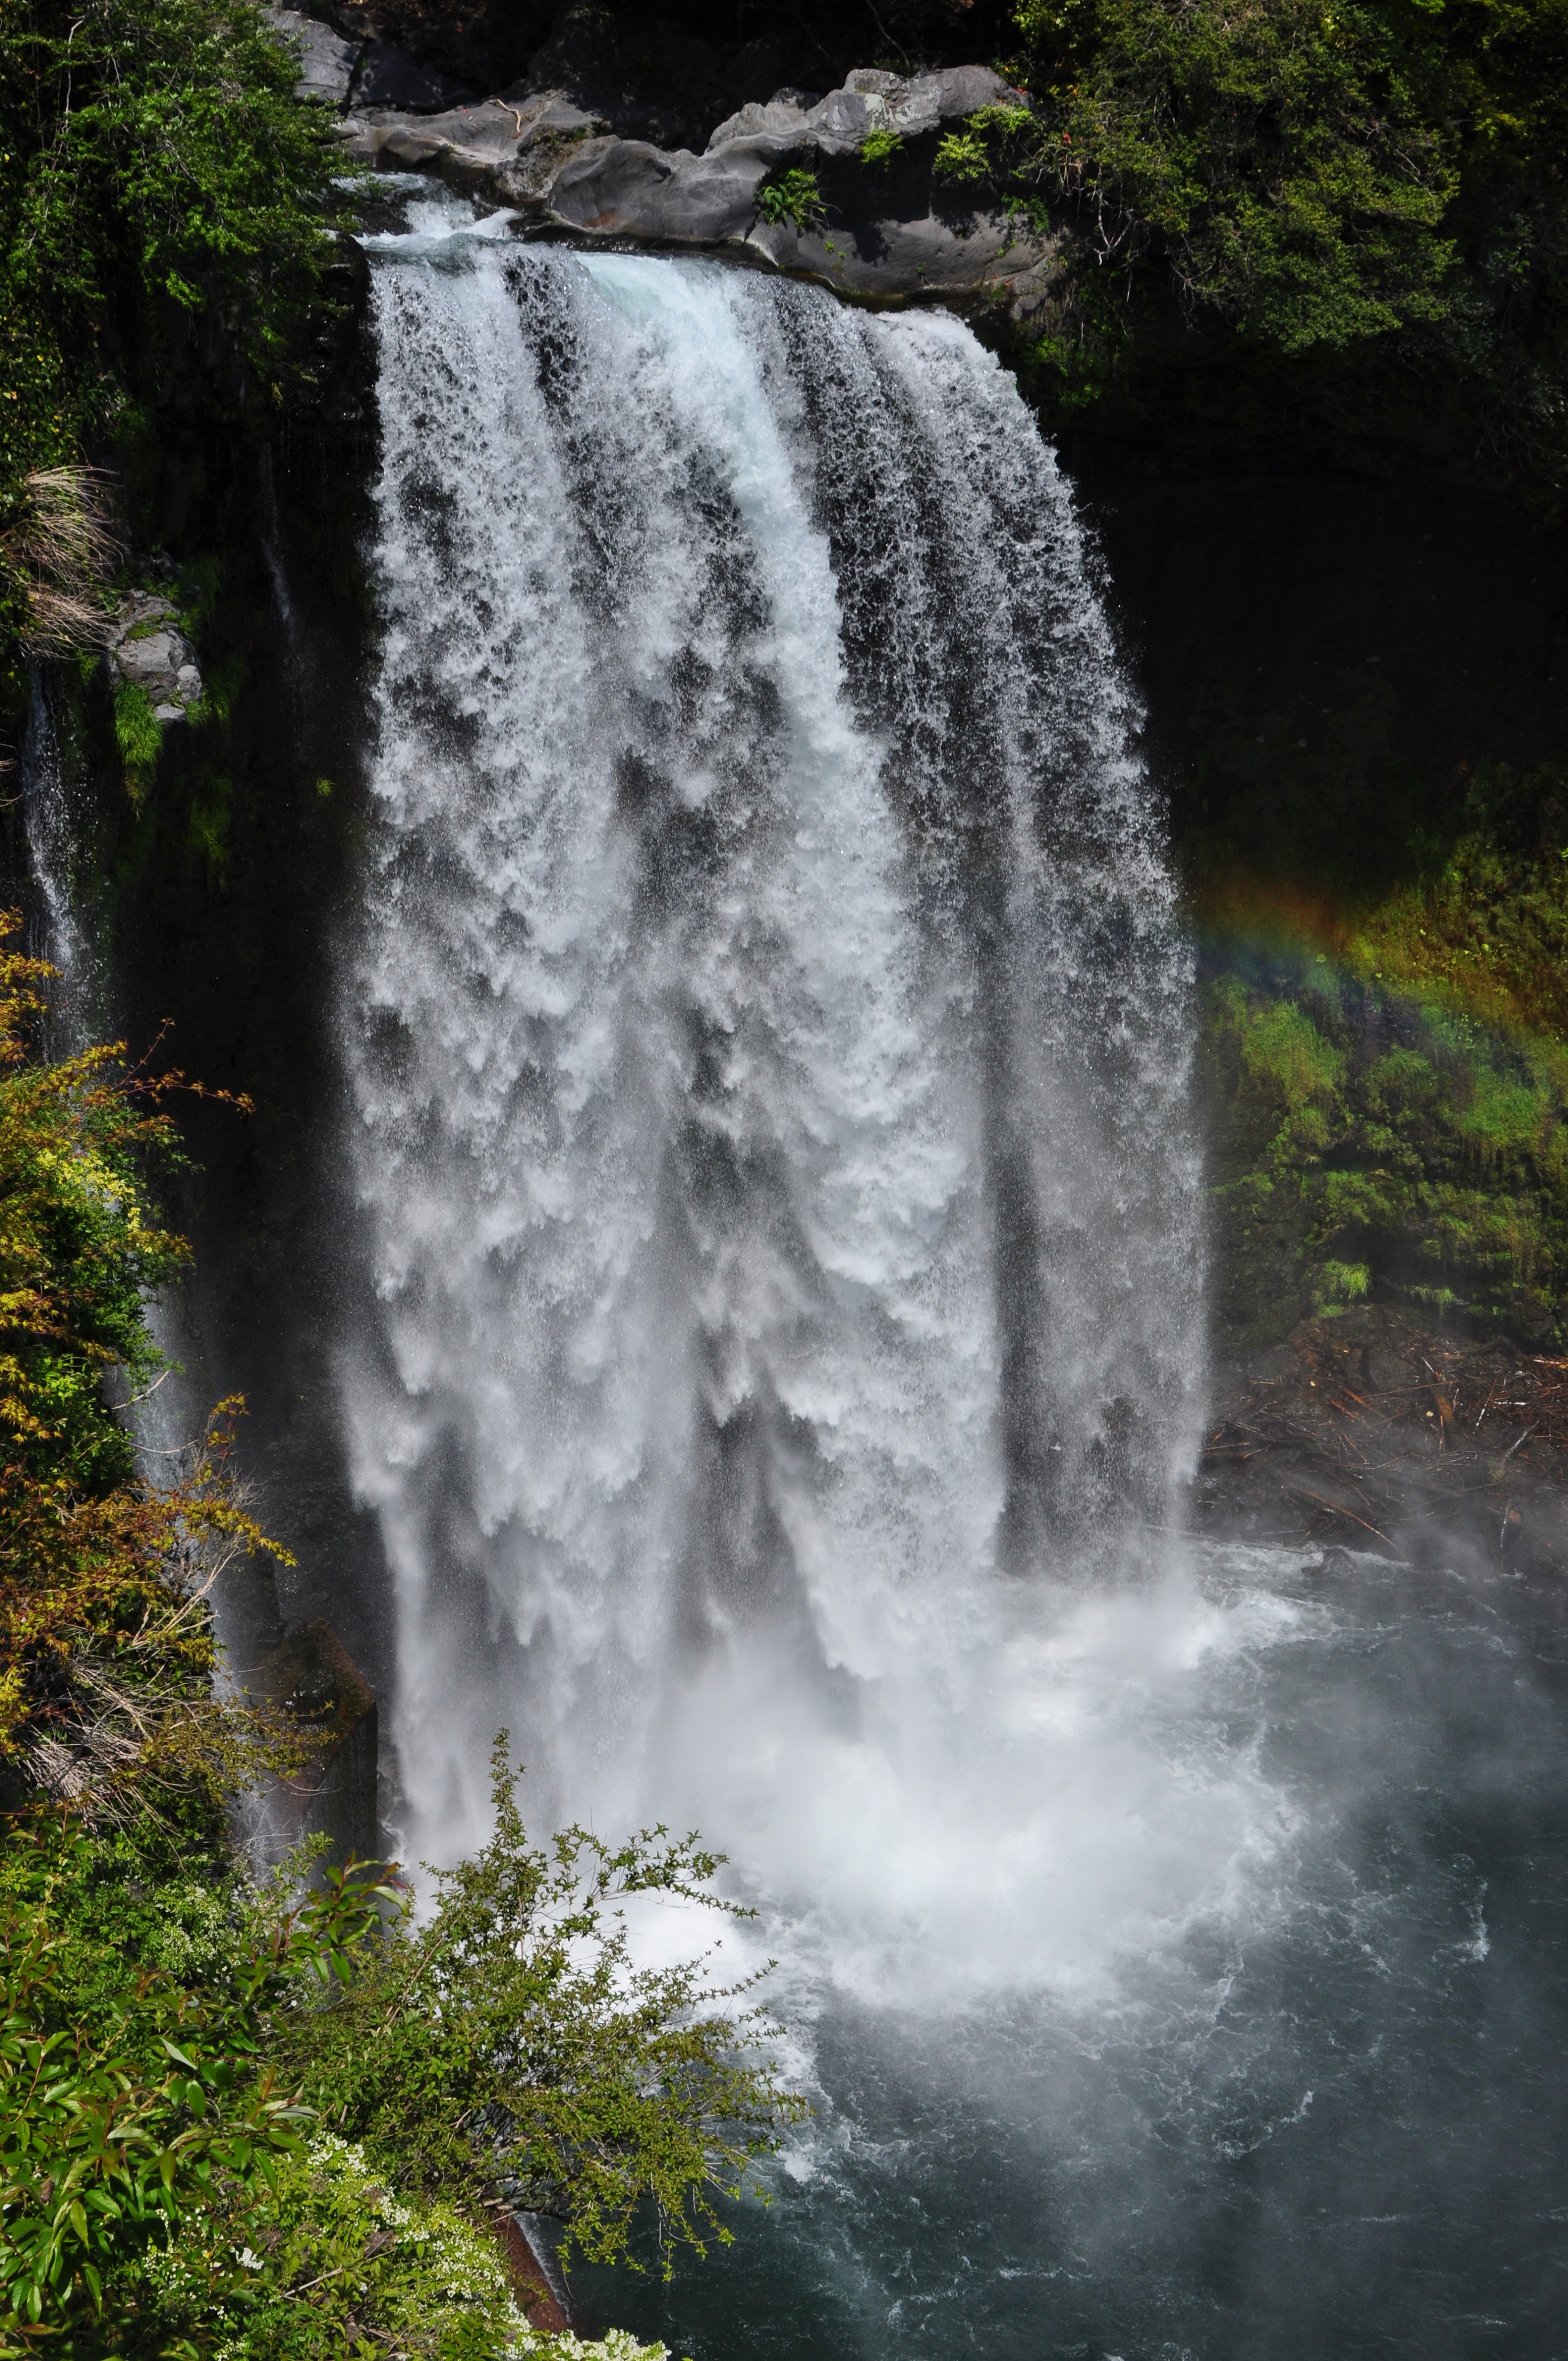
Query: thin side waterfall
20 666 96 1040
19 668 215 1545
342 198 1237 1999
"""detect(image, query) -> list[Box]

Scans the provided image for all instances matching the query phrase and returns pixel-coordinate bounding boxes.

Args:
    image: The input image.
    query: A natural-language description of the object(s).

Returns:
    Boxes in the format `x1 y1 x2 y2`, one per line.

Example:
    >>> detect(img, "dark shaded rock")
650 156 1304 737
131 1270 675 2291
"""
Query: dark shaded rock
525 0 623 96
257 1617 379 1869
521 1 723 145
351 34 455 113
747 203 1056 301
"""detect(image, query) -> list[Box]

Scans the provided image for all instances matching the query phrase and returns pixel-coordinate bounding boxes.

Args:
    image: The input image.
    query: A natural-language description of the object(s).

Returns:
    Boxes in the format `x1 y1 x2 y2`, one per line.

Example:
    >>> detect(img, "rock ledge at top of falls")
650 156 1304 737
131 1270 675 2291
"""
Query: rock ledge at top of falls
264 10 1063 319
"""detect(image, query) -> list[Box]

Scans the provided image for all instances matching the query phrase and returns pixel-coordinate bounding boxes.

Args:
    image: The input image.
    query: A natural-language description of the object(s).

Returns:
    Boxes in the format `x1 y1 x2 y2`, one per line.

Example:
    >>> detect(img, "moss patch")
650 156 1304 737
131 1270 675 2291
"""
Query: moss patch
1200 772 1568 1353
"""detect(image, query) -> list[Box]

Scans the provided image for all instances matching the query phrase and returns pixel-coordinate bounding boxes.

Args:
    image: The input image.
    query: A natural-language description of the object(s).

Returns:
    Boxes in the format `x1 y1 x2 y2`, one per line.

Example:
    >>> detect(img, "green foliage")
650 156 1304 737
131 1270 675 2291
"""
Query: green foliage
0 1827 587 2358
186 773 234 885
755 167 826 232
0 925 187 1494
1201 925 1568 1351
1348 764 1568 1041
282 1739 807 2277
934 129 991 183
167 2131 550 2361
0 924 300 1821
113 679 163 805
1010 1 1454 346
0 1821 344 2357
859 128 905 167
1237 1000 1345 1106
0 1787 782 2355
1000 0 1568 496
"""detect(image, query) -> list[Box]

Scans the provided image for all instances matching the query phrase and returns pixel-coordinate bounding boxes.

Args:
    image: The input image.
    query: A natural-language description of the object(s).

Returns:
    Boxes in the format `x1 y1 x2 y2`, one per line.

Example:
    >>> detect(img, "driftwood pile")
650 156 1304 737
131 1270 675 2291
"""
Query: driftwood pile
1197 1308 1568 1575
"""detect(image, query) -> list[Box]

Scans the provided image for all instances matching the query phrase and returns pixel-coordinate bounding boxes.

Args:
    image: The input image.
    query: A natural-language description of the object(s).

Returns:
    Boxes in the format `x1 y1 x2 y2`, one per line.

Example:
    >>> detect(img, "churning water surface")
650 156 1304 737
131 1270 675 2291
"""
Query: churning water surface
338 192 1568 2359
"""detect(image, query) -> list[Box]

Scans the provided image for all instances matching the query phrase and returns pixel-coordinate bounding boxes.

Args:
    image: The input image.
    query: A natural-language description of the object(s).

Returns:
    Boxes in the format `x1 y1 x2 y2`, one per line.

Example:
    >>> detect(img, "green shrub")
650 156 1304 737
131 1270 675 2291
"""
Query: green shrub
756 167 826 232
281 1739 807 2278
859 128 905 167
1 1794 758 2357
934 130 990 183
1001 0 1568 497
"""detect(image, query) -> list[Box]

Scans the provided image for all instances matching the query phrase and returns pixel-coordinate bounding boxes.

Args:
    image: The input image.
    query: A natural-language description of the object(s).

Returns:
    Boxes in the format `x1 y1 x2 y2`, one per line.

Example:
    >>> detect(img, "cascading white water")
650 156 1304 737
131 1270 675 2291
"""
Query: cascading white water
339 195 1298 2007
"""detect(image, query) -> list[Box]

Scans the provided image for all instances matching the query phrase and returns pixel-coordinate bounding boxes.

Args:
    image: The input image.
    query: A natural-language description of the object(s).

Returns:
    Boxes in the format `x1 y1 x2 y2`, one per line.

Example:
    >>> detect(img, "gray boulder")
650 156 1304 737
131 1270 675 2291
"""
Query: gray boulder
747 207 1056 302
549 135 790 242
845 64 1020 137
704 88 821 150
540 62 1055 307
107 593 202 724
706 66 1020 156
265 6 361 106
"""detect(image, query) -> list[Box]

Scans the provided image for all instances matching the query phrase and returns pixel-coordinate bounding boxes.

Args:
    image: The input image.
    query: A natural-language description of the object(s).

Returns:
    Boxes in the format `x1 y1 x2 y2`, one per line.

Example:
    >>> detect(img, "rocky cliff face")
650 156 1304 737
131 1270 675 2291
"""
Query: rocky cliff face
268 6 1061 317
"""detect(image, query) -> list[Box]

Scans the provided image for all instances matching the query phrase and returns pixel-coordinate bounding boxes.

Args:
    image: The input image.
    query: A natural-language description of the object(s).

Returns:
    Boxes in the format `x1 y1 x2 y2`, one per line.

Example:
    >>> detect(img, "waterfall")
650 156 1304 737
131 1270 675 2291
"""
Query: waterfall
341 195 1227 1994
19 666 97 1041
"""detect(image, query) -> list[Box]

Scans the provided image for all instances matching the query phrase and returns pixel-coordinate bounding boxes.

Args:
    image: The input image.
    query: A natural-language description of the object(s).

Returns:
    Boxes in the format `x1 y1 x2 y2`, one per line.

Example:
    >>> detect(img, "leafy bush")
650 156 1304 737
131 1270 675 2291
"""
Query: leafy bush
0 921 294 1822
933 128 991 183
1 1783 798 2354
0 1832 578 2358
998 0 1568 495
0 1825 320 2358
281 1739 808 2276
1010 2 1454 348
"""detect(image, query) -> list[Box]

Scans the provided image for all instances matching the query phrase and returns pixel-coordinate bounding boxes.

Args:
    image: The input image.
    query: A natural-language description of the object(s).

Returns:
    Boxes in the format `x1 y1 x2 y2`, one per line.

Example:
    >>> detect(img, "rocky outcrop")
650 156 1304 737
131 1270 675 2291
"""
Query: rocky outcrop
265 8 1063 318
106 592 202 722
704 64 1016 153
341 86 606 189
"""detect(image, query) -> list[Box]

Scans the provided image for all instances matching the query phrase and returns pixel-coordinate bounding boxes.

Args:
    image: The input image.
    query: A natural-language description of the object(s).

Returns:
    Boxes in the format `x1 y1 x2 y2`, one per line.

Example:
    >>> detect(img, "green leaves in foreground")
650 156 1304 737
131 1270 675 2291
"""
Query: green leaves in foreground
1 1762 804 2355
285 1739 808 2275
0 1824 344 2356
